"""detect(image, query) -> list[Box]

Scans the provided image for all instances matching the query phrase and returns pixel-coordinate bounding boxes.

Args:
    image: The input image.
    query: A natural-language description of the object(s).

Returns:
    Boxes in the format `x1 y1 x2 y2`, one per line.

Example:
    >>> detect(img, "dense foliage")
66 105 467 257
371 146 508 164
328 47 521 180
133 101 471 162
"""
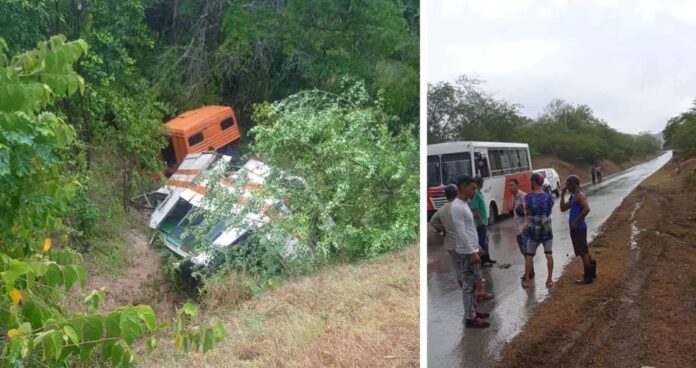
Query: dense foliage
663 101 696 157
0 36 221 367
180 82 418 285
428 76 662 165
147 0 419 131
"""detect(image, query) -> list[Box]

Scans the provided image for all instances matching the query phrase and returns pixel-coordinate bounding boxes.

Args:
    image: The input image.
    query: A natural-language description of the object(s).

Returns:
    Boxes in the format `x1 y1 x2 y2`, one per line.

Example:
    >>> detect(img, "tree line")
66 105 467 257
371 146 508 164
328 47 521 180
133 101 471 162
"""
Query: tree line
428 76 662 165
663 100 696 158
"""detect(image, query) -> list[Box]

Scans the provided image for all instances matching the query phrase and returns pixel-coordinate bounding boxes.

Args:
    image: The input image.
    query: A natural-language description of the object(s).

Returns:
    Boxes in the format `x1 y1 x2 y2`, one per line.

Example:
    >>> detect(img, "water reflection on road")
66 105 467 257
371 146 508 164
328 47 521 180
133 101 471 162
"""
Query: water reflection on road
426 152 672 368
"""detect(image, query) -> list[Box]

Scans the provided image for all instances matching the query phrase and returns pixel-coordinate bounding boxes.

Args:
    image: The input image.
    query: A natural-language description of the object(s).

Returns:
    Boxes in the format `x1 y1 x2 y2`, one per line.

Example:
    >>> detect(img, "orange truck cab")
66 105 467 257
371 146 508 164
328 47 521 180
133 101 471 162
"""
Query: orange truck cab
161 105 242 175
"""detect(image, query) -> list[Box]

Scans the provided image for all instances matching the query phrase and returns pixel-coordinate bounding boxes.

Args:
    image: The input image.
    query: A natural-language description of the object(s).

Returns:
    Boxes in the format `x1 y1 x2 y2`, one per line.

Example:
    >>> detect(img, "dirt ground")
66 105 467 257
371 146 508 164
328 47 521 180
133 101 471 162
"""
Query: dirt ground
143 245 420 367
534 154 659 185
497 157 696 367
85 209 181 320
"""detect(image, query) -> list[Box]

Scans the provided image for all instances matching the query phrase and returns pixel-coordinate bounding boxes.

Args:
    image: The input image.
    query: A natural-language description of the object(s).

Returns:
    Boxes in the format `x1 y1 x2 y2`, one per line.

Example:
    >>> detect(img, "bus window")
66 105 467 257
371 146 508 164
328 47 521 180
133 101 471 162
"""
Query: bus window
489 150 503 176
475 155 490 178
508 149 521 172
519 149 530 170
441 152 472 185
427 155 442 187
220 118 235 130
188 132 204 147
500 149 511 174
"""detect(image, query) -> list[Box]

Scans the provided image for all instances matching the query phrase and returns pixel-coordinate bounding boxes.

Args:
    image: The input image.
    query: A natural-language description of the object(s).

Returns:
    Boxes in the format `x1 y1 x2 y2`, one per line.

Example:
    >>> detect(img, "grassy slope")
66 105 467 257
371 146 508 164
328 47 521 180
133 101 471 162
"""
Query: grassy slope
143 245 419 367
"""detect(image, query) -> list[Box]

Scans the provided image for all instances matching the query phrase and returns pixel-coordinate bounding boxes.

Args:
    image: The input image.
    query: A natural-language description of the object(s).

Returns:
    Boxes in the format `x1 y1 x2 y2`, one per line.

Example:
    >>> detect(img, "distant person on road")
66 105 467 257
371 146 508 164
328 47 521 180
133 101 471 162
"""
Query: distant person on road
507 178 534 280
596 164 603 183
560 175 596 285
522 173 555 288
472 176 497 267
452 174 490 328
429 184 461 286
591 165 597 184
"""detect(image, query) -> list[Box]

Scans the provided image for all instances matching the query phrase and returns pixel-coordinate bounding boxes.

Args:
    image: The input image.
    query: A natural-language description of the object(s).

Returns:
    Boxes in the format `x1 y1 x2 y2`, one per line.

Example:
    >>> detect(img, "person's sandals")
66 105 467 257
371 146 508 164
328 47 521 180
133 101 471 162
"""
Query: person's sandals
521 279 532 289
465 317 490 328
476 292 494 301
546 280 554 287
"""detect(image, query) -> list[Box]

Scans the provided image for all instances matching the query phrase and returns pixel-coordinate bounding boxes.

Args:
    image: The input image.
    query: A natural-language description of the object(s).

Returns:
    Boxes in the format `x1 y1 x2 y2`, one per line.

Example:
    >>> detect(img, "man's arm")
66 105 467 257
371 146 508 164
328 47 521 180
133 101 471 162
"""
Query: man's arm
429 208 444 233
570 192 591 229
560 186 570 212
452 204 475 255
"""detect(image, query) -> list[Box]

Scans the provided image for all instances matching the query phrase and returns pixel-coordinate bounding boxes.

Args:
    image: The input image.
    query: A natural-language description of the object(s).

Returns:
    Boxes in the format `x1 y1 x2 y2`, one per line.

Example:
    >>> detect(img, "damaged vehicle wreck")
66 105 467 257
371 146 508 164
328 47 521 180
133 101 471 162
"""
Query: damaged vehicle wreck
146 152 299 286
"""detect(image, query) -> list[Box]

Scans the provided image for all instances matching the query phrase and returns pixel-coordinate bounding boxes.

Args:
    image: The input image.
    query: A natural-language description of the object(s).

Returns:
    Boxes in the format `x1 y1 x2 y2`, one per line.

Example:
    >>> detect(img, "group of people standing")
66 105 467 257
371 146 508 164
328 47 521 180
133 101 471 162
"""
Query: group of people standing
430 172 597 329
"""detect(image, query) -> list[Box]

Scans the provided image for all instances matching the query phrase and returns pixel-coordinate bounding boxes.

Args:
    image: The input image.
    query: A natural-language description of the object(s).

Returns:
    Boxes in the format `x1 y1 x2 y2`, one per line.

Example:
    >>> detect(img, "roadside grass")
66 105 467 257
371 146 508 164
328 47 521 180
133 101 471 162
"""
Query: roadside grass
143 244 419 367
82 236 128 276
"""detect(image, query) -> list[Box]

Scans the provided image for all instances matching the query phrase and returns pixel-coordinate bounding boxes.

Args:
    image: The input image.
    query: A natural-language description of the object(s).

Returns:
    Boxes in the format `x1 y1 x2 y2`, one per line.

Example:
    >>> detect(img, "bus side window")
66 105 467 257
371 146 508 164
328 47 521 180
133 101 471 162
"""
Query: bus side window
519 149 530 171
221 118 234 130
489 150 502 176
188 132 204 147
500 149 511 174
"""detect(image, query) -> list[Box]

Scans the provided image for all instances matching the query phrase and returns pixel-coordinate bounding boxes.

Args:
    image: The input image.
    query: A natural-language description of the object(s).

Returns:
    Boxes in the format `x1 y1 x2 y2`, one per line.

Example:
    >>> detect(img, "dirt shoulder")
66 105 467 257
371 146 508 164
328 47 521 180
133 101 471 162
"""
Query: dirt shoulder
533 153 660 185
497 157 696 367
143 245 419 367
84 209 181 321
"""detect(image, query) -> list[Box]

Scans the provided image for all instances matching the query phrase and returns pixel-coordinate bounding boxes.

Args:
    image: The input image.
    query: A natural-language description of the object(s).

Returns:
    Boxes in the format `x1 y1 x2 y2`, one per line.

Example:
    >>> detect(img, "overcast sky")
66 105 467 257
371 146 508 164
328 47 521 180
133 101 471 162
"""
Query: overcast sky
428 0 696 134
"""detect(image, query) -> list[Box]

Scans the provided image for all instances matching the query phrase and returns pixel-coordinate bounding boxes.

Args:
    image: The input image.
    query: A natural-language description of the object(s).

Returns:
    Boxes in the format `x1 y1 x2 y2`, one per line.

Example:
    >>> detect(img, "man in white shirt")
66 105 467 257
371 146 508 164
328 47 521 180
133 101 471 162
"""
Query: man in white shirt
452 174 490 328
429 184 461 286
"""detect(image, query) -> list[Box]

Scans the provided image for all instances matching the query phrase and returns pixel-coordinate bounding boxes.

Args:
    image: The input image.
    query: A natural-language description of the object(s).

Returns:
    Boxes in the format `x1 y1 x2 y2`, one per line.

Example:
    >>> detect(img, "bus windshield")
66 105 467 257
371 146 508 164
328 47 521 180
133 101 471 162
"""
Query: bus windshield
441 152 472 185
427 156 441 187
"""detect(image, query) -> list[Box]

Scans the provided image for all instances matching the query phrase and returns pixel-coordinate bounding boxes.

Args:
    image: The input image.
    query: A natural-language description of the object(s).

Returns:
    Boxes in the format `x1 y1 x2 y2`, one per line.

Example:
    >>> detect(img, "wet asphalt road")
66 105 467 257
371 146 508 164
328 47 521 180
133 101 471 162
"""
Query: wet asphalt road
426 152 673 368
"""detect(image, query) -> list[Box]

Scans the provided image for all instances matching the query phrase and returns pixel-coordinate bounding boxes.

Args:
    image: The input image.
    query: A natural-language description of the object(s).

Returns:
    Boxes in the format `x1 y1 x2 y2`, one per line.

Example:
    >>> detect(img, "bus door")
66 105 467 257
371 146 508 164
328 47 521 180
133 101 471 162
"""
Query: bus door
473 150 491 178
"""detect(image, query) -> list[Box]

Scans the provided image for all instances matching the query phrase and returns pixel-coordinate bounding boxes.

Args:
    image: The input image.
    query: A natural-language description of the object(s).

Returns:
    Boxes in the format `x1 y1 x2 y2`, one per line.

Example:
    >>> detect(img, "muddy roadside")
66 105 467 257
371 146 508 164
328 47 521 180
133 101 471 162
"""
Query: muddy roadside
497 157 696 368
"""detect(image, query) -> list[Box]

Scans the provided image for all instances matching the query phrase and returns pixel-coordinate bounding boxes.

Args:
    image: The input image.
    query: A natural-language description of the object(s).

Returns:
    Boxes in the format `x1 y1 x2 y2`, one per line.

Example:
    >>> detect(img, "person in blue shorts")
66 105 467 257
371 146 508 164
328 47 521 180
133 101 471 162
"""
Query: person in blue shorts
522 173 555 288
561 175 596 285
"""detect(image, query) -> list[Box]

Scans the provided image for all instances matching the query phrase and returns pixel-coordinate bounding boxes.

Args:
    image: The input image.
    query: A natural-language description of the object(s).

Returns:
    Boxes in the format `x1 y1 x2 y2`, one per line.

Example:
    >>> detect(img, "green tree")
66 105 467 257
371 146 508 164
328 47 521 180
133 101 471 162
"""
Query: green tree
664 101 696 157
150 0 419 131
428 75 661 165
184 81 418 282
0 36 220 367
427 77 528 143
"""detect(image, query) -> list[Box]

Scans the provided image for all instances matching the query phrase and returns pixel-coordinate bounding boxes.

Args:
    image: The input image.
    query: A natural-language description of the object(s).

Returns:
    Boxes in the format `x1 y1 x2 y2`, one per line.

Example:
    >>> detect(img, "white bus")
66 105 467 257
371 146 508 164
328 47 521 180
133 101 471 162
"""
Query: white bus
427 141 534 223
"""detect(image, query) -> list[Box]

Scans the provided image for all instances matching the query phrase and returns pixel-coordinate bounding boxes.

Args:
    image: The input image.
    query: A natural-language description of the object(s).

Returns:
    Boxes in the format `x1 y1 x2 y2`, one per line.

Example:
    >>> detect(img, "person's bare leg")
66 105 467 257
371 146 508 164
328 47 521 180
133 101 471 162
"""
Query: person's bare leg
545 254 554 287
522 255 533 288
581 253 592 268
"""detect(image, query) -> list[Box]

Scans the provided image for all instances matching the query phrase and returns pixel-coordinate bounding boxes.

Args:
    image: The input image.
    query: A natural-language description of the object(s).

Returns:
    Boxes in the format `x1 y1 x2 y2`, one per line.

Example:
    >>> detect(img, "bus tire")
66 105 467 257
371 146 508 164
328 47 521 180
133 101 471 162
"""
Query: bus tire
553 182 561 197
488 203 498 225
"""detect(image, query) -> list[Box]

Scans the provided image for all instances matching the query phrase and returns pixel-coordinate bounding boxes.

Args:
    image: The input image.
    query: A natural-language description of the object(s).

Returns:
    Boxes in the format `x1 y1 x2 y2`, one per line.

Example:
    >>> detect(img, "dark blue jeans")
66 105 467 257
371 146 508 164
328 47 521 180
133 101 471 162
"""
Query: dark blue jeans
477 225 489 254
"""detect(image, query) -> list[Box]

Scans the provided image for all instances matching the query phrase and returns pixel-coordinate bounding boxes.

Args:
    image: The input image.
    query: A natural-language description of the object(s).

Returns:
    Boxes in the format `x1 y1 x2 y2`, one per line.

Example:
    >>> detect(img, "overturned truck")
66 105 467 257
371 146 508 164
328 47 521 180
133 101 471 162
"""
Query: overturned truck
147 152 297 266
